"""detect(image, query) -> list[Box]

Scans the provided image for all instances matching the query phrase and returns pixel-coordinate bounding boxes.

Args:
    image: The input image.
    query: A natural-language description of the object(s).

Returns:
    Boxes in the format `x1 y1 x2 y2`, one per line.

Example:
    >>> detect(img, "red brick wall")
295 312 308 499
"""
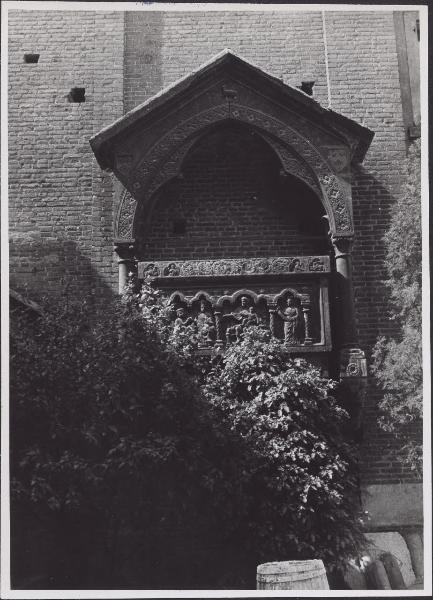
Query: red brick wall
8 10 124 299
144 127 328 261
325 12 417 485
123 9 419 486
124 10 329 111
8 9 421 486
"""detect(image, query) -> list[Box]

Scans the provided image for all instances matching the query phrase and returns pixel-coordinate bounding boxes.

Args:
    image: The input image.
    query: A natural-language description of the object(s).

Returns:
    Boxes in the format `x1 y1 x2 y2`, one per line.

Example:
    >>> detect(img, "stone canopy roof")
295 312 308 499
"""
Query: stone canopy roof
90 48 374 172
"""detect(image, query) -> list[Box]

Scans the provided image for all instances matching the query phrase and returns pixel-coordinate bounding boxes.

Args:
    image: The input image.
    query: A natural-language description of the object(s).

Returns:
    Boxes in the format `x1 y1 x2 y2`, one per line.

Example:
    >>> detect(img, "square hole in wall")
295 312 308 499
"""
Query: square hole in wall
24 53 40 64
68 87 86 103
173 218 187 235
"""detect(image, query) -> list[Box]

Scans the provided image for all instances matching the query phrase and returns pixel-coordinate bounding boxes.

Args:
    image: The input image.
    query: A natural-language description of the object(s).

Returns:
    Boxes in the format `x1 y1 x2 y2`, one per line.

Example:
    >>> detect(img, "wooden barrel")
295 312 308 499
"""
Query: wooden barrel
257 560 329 590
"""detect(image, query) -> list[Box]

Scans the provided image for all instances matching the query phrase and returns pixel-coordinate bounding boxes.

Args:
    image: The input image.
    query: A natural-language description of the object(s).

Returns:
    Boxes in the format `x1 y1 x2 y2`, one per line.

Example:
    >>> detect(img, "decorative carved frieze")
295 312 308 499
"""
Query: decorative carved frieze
320 174 351 231
128 104 353 238
138 256 330 279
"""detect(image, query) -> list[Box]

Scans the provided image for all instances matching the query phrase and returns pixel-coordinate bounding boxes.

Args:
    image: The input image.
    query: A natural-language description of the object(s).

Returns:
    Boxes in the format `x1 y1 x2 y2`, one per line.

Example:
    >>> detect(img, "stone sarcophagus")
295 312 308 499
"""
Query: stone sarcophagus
137 256 332 353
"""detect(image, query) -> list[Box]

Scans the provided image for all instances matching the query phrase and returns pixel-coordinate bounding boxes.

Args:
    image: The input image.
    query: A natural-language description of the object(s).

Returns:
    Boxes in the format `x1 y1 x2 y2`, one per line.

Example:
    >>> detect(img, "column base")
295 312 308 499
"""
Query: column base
338 347 368 441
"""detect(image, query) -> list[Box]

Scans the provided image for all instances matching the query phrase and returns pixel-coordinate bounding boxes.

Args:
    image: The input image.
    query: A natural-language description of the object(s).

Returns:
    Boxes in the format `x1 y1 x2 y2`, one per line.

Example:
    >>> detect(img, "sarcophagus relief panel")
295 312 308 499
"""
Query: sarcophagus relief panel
138 256 332 352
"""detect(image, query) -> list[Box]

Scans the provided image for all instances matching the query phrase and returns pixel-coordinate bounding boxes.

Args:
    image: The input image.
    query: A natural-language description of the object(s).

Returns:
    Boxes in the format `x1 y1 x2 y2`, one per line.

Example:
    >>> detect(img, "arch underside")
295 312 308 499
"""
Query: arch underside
115 105 353 241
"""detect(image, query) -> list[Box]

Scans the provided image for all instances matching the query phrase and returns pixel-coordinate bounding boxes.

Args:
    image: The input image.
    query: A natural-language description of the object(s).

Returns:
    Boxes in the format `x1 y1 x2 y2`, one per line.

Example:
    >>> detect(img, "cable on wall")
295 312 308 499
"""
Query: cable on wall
322 10 332 108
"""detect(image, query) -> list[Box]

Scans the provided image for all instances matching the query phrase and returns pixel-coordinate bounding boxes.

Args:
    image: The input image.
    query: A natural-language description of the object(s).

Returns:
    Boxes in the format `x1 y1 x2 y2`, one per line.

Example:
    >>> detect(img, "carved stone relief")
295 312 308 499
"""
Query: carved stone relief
222 294 260 344
138 256 331 279
322 146 350 174
319 174 351 232
167 287 319 348
277 296 304 345
139 258 330 350
116 189 137 239
195 298 217 348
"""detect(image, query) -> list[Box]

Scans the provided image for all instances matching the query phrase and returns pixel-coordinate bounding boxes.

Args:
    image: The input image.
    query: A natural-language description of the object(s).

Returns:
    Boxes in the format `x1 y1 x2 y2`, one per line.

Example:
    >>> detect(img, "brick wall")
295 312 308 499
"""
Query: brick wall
325 12 417 485
8 9 421 486
123 9 419 486
8 10 124 299
143 127 328 260
124 10 329 111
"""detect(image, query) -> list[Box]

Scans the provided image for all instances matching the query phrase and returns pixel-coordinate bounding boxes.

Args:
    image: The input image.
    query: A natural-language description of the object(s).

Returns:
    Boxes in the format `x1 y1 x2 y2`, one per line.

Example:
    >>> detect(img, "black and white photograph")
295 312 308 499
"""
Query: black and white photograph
1 2 430 597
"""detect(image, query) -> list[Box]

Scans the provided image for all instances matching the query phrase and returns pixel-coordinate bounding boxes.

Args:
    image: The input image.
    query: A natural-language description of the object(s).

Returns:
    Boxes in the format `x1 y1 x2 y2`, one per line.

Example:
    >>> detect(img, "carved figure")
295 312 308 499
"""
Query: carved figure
308 257 325 272
224 295 258 343
143 263 159 278
289 258 304 272
195 300 216 347
278 297 302 345
164 263 180 276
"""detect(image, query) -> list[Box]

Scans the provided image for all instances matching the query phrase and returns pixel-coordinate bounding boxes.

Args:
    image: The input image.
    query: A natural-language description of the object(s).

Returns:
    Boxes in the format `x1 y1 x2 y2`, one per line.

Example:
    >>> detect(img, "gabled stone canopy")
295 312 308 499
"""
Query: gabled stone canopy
90 48 374 240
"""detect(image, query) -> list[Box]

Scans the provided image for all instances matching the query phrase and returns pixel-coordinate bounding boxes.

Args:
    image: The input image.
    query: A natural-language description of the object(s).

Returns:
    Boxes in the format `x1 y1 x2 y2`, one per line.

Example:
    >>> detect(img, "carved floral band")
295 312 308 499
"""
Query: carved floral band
138 256 330 279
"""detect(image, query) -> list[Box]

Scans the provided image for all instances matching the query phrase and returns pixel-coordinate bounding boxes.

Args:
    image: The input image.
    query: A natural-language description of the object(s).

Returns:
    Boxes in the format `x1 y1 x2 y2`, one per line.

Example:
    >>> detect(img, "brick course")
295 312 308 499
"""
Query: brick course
8 10 124 298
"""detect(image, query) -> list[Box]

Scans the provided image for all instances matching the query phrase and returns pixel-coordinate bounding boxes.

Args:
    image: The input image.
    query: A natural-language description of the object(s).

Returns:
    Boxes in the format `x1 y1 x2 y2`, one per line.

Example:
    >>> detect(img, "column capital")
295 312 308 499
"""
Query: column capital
331 235 354 256
114 239 136 294
114 238 136 261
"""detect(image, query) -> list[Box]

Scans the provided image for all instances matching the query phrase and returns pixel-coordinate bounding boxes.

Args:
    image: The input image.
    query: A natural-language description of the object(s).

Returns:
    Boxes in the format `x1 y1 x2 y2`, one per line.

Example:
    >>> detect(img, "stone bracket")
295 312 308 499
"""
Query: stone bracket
339 347 368 379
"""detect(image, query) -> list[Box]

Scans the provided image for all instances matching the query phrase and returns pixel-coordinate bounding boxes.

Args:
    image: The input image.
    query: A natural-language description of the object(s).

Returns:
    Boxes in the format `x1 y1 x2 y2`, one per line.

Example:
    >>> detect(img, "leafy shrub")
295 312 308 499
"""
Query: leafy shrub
372 139 422 474
11 291 231 588
11 282 366 589
203 326 366 572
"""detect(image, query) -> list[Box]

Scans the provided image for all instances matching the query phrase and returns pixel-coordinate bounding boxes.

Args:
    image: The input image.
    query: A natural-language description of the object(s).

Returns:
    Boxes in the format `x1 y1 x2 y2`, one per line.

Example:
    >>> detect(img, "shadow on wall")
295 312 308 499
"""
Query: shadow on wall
124 11 164 110
350 164 401 351
9 231 116 303
350 165 421 487
9 238 118 590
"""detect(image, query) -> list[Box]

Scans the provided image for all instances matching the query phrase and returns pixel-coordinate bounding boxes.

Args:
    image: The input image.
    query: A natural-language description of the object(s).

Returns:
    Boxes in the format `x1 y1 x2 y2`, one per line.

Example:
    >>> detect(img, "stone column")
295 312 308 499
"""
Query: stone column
214 310 224 347
331 235 357 347
268 302 277 338
331 235 368 374
114 239 136 294
300 294 313 345
331 235 368 441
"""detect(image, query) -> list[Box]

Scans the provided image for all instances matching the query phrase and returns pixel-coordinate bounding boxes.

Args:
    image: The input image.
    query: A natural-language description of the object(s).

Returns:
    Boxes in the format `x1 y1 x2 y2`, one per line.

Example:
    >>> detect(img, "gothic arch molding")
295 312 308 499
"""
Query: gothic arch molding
114 111 353 241
124 105 352 239
131 118 326 239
